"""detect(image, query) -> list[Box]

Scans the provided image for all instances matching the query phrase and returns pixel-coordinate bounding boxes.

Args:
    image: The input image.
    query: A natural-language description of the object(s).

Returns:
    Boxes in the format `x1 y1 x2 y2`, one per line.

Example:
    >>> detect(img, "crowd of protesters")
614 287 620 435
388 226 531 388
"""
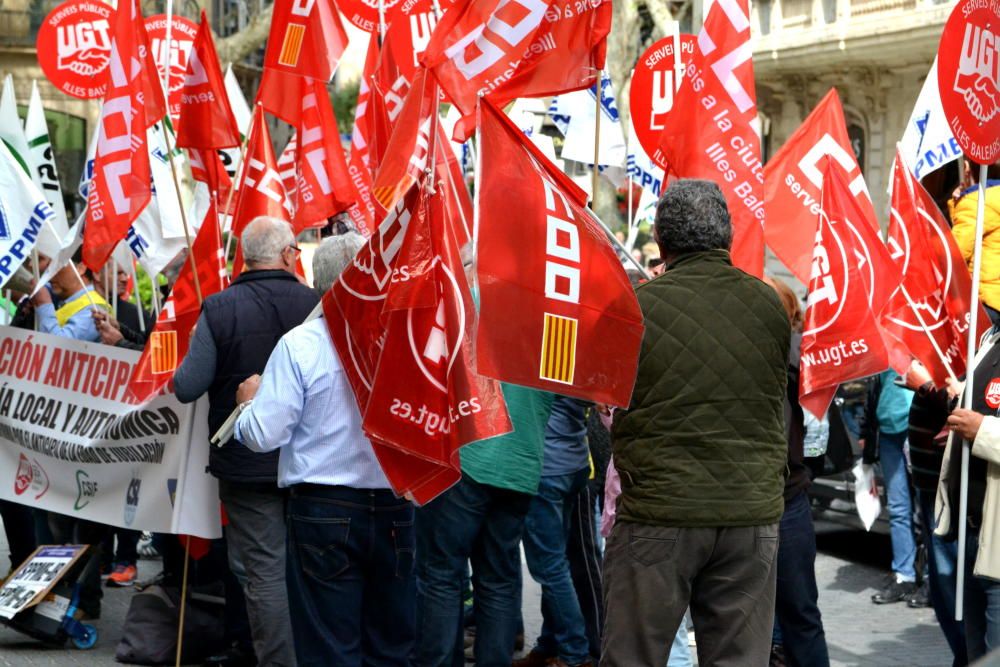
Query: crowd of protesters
0 169 998 667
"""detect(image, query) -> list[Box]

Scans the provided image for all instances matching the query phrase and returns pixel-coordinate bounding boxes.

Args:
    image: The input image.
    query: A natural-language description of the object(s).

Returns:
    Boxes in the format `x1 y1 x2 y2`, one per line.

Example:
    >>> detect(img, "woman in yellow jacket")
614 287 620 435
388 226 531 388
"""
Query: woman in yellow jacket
950 160 1000 322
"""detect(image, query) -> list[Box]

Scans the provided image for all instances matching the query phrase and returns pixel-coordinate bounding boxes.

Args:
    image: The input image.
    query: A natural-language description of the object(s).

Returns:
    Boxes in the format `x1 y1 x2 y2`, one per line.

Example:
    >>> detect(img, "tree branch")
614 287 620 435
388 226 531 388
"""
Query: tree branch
216 3 274 65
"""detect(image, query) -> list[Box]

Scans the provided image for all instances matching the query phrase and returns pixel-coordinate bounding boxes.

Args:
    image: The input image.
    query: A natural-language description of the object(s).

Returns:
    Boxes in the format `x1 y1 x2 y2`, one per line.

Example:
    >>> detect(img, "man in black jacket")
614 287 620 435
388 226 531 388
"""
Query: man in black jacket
174 217 318 666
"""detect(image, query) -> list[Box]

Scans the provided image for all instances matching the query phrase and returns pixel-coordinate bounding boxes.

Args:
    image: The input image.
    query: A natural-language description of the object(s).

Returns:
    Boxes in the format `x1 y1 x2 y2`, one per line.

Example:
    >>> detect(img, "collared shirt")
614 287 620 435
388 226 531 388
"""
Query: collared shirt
36 286 104 342
234 317 390 489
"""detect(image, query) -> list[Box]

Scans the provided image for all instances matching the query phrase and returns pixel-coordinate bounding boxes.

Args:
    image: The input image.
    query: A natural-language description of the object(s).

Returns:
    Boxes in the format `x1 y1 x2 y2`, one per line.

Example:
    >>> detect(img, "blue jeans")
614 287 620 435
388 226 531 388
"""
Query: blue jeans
523 468 591 664
667 622 692 667
286 485 416 667
879 430 917 580
916 489 967 666
963 528 1000 661
415 475 533 667
774 491 829 667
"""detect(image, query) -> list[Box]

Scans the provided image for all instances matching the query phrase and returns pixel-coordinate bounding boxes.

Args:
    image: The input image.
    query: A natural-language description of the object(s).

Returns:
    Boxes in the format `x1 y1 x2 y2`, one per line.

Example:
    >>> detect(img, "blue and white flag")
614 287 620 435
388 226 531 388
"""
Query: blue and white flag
900 59 962 182
626 120 664 198
552 71 627 178
0 140 57 287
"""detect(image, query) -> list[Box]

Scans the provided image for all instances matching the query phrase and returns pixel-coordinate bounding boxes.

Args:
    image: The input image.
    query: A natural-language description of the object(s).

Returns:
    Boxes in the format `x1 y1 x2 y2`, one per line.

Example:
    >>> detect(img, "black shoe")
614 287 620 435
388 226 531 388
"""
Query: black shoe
202 646 256 667
907 581 931 608
872 578 917 604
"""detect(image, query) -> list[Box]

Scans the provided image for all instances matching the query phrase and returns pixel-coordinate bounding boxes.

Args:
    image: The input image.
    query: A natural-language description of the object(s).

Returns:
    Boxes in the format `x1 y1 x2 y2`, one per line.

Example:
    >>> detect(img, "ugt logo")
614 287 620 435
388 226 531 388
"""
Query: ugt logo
954 23 1000 123
56 18 111 76
75 470 99 511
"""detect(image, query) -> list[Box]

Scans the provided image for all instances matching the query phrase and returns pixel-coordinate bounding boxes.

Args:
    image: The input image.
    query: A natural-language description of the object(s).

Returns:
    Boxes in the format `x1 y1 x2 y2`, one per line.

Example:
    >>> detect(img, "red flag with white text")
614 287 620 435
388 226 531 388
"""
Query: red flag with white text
880 150 990 386
763 89 877 284
127 201 227 403
189 148 233 204
82 0 166 271
657 0 764 276
176 11 240 150
799 165 891 419
256 0 349 125
421 0 612 140
475 99 643 407
231 105 292 238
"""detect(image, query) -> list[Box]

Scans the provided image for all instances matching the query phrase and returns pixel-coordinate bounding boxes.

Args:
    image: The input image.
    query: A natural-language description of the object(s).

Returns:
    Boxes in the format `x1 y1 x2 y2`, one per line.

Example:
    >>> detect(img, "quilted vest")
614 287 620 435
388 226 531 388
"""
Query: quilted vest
612 250 790 527
202 270 319 482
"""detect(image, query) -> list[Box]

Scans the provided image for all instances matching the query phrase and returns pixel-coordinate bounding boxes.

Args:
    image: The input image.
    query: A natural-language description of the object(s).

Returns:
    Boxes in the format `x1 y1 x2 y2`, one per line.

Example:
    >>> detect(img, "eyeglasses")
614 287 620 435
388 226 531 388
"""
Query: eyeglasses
286 244 301 256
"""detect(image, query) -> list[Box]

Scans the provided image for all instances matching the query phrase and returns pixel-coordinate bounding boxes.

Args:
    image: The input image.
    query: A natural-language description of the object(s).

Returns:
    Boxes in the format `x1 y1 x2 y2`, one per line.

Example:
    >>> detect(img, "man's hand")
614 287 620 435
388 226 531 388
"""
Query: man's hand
903 360 932 390
947 408 985 442
946 377 964 401
31 287 52 307
236 374 262 404
93 311 124 345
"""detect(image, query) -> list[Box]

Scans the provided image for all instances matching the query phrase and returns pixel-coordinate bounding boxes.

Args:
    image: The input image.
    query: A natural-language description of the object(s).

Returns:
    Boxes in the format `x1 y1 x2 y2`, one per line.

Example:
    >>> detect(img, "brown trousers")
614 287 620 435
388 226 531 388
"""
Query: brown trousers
600 521 779 667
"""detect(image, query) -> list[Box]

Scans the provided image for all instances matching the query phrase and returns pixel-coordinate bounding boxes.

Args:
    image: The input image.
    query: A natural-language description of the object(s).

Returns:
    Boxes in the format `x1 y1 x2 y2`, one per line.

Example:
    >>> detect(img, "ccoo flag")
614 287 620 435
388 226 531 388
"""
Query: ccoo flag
475 99 644 408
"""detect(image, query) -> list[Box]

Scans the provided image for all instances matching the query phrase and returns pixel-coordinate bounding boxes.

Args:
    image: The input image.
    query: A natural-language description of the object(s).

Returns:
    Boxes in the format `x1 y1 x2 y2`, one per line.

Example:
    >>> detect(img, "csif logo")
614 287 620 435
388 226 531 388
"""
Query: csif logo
74 470 99 511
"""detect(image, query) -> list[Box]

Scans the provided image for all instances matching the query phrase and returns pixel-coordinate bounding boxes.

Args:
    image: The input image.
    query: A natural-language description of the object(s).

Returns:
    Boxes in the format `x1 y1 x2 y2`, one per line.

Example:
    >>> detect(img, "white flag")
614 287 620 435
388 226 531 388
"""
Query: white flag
554 72 627 185
626 121 664 198
25 81 69 240
148 122 186 240
0 76 31 177
900 59 962 182
0 141 58 288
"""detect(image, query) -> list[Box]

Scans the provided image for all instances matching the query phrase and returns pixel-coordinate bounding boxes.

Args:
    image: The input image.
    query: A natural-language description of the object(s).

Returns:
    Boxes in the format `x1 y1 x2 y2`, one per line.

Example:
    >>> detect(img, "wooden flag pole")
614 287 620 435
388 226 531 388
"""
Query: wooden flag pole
956 162 989 621
174 536 192 667
163 130 204 304
221 108 258 272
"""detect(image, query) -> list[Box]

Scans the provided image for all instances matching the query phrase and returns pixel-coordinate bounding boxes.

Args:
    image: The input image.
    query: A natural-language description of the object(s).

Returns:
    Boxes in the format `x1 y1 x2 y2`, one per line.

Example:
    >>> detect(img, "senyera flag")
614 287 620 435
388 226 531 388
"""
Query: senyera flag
176 10 240 151
421 0 612 140
763 89 878 284
82 0 166 272
799 163 892 419
476 98 643 408
881 149 991 387
322 179 511 504
657 0 764 277
127 200 227 403
256 0 349 126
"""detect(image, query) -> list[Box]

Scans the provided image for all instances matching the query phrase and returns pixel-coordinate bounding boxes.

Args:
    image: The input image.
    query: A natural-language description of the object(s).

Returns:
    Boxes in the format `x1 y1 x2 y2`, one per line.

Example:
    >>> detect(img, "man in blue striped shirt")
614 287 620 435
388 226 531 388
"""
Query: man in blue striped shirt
234 233 416 667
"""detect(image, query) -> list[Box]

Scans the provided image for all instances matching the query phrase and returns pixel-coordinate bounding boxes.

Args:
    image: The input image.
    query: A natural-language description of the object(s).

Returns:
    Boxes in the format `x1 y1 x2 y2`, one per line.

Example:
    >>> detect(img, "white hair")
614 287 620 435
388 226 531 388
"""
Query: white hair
312 233 366 294
242 216 295 266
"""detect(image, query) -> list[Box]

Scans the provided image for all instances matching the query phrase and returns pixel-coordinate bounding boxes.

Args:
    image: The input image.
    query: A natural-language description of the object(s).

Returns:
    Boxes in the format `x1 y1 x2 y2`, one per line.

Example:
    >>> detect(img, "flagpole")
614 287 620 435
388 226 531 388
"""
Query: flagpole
472 96 483 293
222 108 258 273
378 0 386 45
957 161 989 622
174 536 191 667
591 71 601 210
31 249 40 330
164 130 204 304
899 285 960 385
583 207 649 278
130 260 146 333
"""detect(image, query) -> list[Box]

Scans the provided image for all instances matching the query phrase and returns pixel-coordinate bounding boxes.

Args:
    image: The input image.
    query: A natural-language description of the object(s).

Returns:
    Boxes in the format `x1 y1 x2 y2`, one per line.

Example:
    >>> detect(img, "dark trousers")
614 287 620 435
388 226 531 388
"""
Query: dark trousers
286 484 416 667
0 500 35 570
568 483 604 661
963 527 1000 661
415 474 533 667
915 489 967 666
601 521 779 667
47 512 109 616
774 491 829 667
102 528 140 568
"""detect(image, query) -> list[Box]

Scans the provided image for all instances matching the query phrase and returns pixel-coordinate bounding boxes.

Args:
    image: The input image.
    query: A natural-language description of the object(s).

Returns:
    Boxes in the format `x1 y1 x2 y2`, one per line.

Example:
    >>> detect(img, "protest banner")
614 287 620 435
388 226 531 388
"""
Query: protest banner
0 328 220 539
0 545 87 620
36 0 113 100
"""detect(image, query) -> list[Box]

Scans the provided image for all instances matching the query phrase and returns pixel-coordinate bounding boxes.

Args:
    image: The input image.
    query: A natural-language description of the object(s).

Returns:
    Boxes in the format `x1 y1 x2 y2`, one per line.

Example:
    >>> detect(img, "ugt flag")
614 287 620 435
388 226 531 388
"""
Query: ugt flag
476 98 643 408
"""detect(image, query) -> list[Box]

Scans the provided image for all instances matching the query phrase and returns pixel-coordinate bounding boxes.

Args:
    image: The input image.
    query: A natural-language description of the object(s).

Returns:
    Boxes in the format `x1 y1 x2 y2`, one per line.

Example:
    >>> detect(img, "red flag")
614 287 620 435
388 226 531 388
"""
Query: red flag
176 11 240 149
189 147 233 203
433 123 473 245
127 201 227 403
656 0 764 277
277 134 299 212
763 89 877 284
82 0 166 271
293 80 358 230
344 36 380 236
880 150 991 386
476 99 643 407
799 165 892 419
256 0 349 125
371 68 438 212
421 0 612 140
231 105 292 238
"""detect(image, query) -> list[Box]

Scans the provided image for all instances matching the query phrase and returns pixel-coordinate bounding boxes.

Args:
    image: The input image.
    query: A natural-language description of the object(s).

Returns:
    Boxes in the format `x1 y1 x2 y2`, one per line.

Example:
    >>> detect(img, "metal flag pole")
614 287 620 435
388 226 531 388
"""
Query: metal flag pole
129 259 146 333
956 161 989 622
591 71 602 210
471 95 484 295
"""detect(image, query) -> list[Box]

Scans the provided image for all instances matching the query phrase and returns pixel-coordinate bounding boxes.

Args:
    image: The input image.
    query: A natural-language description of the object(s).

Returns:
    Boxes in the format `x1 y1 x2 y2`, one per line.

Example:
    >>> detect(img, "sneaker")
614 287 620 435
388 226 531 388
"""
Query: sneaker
137 532 161 560
872 577 917 604
106 564 137 588
512 651 553 667
907 581 931 608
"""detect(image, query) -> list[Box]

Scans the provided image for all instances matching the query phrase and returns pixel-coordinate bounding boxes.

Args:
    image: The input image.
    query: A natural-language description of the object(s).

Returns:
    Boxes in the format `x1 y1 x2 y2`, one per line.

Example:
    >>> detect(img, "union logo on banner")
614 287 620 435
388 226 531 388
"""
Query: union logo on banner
987 378 1000 409
145 14 199 126
36 0 113 99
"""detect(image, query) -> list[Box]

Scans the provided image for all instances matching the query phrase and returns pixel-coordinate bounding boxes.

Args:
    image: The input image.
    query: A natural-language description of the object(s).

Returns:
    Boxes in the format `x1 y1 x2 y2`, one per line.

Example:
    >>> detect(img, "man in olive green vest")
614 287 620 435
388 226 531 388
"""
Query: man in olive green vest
602 180 791 667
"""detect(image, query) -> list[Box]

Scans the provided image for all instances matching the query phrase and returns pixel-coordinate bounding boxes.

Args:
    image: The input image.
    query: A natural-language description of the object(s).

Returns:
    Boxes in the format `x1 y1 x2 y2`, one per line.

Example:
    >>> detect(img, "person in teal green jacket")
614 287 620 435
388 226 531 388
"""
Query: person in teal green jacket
415 383 554 667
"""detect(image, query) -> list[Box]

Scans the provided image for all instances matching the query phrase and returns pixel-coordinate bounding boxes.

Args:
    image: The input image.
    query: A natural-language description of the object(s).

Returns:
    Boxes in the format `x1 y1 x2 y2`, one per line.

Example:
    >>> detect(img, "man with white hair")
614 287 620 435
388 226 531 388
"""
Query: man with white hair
174 216 319 667
233 233 417 666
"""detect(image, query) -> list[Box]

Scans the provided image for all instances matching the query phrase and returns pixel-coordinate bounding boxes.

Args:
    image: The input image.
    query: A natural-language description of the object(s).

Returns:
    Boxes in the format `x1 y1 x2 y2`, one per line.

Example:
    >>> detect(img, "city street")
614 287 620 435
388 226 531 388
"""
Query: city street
0 519 955 666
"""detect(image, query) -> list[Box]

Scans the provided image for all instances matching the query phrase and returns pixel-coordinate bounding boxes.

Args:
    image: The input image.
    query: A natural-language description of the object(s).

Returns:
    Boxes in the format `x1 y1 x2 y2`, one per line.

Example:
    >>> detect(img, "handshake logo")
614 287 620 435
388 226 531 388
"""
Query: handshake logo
56 19 112 77
955 24 1000 123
